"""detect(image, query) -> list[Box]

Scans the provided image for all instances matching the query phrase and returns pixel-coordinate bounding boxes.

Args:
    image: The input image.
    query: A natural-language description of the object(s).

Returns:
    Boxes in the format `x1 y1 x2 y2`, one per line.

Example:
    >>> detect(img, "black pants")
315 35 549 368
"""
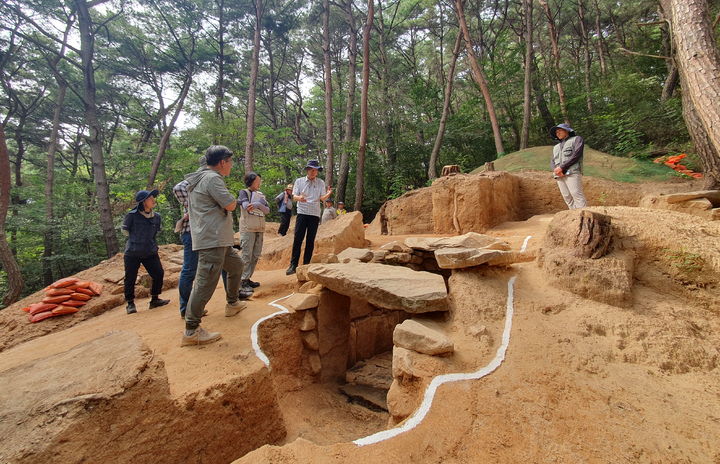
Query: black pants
124 253 164 302
291 214 320 266
278 211 292 236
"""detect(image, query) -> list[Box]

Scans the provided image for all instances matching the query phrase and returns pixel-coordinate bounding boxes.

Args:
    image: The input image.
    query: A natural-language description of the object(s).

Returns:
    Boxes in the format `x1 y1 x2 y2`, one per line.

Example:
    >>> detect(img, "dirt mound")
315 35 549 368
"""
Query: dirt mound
0 245 185 353
0 331 286 464
258 211 367 270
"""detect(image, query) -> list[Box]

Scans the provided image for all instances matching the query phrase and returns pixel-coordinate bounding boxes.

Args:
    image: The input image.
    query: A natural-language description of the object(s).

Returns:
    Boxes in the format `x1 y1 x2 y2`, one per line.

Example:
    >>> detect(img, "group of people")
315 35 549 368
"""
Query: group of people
120 122 585 347
121 148 340 346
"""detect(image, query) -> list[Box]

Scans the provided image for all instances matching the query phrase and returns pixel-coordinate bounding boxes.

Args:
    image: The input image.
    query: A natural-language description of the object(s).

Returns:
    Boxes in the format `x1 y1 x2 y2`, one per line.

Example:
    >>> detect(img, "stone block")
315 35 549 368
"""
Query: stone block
282 293 319 312
393 319 454 355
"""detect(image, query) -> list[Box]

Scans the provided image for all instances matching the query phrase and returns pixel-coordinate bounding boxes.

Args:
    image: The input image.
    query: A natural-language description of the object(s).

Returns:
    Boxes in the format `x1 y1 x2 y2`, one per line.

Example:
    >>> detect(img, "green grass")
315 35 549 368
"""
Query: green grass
472 146 677 183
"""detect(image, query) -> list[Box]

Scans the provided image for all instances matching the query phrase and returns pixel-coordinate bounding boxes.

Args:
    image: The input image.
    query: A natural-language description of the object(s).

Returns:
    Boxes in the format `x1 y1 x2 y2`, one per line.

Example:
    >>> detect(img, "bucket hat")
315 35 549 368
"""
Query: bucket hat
135 189 159 203
549 123 575 140
304 160 323 171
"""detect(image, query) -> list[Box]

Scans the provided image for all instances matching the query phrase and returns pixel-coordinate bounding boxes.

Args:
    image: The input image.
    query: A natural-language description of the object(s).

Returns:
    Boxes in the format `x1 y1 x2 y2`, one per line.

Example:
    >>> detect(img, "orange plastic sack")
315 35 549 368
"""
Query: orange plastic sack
72 281 92 289
46 288 74 297
29 311 55 323
70 292 91 301
51 277 79 289
27 303 58 315
62 300 86 307
52 306 80 316
42 295 72 304
88 282 103 296
73 287 95 296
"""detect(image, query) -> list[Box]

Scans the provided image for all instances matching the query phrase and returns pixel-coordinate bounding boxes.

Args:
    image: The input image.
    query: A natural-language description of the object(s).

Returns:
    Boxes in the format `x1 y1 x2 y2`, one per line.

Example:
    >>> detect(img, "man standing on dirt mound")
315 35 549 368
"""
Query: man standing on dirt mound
182 145 247 347
550 123 587 209
286 160 333 275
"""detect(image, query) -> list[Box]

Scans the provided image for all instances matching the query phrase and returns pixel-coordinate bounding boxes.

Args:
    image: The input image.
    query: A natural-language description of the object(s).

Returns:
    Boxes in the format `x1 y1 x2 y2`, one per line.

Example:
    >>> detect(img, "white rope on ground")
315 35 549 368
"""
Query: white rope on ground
252 234 530 446
520 235 532 252
353 274 517 446
251 293 294 368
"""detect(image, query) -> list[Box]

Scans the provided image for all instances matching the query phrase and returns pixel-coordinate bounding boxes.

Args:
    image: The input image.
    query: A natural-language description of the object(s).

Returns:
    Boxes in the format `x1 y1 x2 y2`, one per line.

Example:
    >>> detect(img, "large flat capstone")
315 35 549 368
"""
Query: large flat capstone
405 232 510 251
306 262 448 313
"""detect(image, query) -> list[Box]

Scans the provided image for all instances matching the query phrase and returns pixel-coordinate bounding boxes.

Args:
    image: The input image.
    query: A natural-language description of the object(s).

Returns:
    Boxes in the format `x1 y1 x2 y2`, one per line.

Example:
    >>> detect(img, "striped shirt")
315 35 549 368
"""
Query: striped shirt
172 180 191 234
292 175 326 218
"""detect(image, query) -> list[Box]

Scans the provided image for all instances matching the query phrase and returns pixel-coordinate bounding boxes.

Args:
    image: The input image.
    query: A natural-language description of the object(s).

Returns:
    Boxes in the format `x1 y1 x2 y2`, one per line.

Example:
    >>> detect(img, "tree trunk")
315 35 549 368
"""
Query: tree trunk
0 124 24 306
75 0 119 257
429 33 463 180
147 73 192 188
323 0 335 188
520 0 533 149
593 0 608 75
455 0 505 155
245 0 263 173
355 0 374 213
539 0 570 125
43 83 66 286
578 0 593 113
213 0 226 143
661 0 720 188
337 0 358 204
532 59 555 134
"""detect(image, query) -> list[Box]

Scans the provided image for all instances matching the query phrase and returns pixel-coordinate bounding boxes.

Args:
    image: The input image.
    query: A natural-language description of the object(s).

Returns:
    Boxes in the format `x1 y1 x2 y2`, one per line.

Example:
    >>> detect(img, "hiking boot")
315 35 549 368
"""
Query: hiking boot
243 279 260 288
149 297 170 309
225 300 247 317
238 288 253 300
285 264 297 275
181 327 222 347
126 301 137 314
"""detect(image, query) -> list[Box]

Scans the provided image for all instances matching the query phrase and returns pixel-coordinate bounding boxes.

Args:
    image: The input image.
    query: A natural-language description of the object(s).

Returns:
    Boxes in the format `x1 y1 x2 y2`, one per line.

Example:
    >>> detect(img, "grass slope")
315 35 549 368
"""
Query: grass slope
471 146 675 183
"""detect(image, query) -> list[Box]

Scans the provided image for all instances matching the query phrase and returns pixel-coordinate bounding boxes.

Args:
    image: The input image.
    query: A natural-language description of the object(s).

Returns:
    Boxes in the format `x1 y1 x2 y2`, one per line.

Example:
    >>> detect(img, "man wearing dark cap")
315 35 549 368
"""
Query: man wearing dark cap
550 123 587 209
121 189 169 314
286 160 333 275
182 145 246 346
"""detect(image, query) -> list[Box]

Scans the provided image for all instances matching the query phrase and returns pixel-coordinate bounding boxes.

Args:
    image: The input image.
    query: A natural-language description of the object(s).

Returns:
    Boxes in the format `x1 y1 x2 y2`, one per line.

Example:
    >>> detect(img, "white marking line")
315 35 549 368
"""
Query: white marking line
353 275 517 446
520 235 532 252
251 293 294 367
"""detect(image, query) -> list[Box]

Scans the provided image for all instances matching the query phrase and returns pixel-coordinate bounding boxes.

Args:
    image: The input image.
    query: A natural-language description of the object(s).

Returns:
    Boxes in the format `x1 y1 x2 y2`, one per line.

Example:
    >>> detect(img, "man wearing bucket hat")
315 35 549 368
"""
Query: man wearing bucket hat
286 160 333 275
275 184 294 236
549 123 587 209
121 189 169 314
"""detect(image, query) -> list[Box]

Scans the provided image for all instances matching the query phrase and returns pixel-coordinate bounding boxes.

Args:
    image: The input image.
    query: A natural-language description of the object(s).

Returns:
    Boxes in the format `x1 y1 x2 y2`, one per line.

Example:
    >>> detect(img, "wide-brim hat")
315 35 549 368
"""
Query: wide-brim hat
135 189 159 203
550 123 575 140
305 160 323 171
285 184 293 190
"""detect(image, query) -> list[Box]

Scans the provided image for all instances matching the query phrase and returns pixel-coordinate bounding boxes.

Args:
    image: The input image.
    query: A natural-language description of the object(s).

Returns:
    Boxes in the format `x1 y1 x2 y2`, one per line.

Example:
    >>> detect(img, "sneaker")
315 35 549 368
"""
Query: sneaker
149 297 170 309
126 301 137 314
238 289 253 300
225 300 247 317
181 327 222 347
285 264 297 275
243 279 260 288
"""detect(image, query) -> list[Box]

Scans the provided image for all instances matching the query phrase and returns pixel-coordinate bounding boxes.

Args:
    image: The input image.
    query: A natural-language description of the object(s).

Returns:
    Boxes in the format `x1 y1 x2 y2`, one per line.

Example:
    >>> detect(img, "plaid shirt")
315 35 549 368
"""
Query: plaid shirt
172 179 191 234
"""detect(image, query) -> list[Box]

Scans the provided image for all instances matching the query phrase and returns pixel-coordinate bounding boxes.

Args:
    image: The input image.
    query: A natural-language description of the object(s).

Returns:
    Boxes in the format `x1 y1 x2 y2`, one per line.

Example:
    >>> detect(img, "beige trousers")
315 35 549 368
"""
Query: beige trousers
556 173 587 209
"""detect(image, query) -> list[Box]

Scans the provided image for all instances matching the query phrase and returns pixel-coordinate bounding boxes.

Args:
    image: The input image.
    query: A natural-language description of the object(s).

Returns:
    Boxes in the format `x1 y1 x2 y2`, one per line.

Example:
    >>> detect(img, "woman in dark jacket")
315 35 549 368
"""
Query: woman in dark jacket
122 189 169 314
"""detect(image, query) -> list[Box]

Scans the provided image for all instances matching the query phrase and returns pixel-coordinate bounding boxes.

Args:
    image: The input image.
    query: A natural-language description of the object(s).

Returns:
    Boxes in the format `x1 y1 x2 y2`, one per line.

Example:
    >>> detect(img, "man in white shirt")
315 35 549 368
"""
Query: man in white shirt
286 160 332 275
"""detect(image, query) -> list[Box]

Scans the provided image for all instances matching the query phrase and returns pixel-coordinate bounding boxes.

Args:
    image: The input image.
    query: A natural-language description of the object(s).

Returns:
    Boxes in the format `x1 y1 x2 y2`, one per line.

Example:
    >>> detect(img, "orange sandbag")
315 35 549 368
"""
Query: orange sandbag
42 295 72 304
62 299 86 307
28 311 55 323
21 306 30 312
88 282 103 296
28 303 58 315
52 305 80 315
51 277 79 289
70 292 92 301
73 287 94 296
69 280 91 289
46 288 74 297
